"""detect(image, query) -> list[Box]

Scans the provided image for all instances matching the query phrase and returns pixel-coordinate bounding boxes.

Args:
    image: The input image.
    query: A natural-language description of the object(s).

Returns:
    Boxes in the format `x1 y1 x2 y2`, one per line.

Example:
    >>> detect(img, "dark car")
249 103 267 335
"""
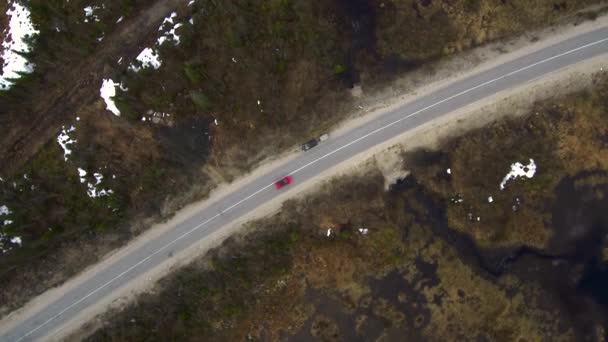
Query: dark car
301 139 318 151
275 176 292 189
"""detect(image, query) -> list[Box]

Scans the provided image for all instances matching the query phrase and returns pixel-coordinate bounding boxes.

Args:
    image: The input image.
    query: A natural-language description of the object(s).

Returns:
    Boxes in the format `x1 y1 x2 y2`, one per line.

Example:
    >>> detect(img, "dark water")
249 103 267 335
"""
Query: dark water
287 287 381 342
286 170 608 341
392 171 608 339
549 171 608 340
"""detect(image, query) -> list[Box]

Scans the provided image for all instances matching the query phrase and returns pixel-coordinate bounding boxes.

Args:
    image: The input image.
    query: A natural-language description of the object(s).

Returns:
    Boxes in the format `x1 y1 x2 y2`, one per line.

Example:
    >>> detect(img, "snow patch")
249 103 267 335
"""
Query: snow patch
78 168 87 183
488 196 493 203
57 125 77 161
0 205 10 216
78 168 114 198
93 172 103 185
0 232 22 253
83 5 102 22
100 79 121 116
499 159 537 190
0 205 19 253
157 12 182 45
129 48 162 72
125 12 187 73
0 2 40 90
446 168 451 175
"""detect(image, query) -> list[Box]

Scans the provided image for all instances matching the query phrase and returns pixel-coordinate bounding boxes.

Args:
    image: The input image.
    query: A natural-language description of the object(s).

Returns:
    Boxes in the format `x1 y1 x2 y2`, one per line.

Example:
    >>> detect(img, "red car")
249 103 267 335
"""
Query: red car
275 176 292 189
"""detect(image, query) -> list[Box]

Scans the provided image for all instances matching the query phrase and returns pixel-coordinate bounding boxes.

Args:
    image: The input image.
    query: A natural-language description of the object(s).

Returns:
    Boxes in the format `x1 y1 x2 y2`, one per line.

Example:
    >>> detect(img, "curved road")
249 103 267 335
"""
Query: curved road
2 26 608 342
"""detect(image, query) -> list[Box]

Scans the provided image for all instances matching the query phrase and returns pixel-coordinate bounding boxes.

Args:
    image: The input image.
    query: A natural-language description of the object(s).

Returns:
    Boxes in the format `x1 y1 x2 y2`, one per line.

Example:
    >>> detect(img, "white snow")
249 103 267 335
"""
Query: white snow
0 231 22 253
358 228 369 235
125 12 185 73
78 168 87 183
87 185 112 198
326 229 332 237
57 125 77 161
0 2 40 90
0 205 10 216
86 182 113 198
100 79 121 116
159 12 177 31
499 159 537 190
488 196 493 203
3 220 13 226
446 168 451 175
84 6 99 22
188 0 196 5
129 48 162 72
214 119 219 125
93 172 103 185
157 12 182 45
78 169 113 198
116 16 124 24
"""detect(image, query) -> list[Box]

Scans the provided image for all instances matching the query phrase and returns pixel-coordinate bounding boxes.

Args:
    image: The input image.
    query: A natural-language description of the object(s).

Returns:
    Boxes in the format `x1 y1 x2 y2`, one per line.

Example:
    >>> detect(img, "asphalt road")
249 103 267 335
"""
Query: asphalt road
2 26 608 342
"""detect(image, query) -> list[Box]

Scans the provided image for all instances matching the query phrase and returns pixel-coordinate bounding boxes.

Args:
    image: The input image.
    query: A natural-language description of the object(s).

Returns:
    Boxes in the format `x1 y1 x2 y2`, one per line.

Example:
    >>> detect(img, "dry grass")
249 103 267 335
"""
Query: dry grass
87 168 572 341
2 0 607 322
406 71 608 249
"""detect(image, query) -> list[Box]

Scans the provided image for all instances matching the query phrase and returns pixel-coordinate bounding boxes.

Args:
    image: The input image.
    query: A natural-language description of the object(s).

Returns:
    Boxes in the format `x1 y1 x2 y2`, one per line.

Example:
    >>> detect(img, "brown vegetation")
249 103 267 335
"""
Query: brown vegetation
87 72 608 342
1 0 606 319
88 169 598 341
407 71 608 249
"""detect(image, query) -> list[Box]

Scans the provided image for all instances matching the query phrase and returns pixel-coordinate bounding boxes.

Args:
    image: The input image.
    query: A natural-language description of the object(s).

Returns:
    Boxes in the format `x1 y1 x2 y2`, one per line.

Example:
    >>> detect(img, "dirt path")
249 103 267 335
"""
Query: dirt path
0 0 184 178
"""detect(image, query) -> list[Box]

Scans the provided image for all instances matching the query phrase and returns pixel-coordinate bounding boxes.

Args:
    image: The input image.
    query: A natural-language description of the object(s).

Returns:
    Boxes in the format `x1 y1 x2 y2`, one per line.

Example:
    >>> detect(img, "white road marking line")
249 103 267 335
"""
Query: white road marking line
15 35 608 342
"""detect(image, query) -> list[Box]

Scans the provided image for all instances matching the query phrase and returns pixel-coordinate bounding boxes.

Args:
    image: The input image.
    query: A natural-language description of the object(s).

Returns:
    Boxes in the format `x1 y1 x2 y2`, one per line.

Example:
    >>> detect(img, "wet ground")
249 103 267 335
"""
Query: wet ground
286 171 608 341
